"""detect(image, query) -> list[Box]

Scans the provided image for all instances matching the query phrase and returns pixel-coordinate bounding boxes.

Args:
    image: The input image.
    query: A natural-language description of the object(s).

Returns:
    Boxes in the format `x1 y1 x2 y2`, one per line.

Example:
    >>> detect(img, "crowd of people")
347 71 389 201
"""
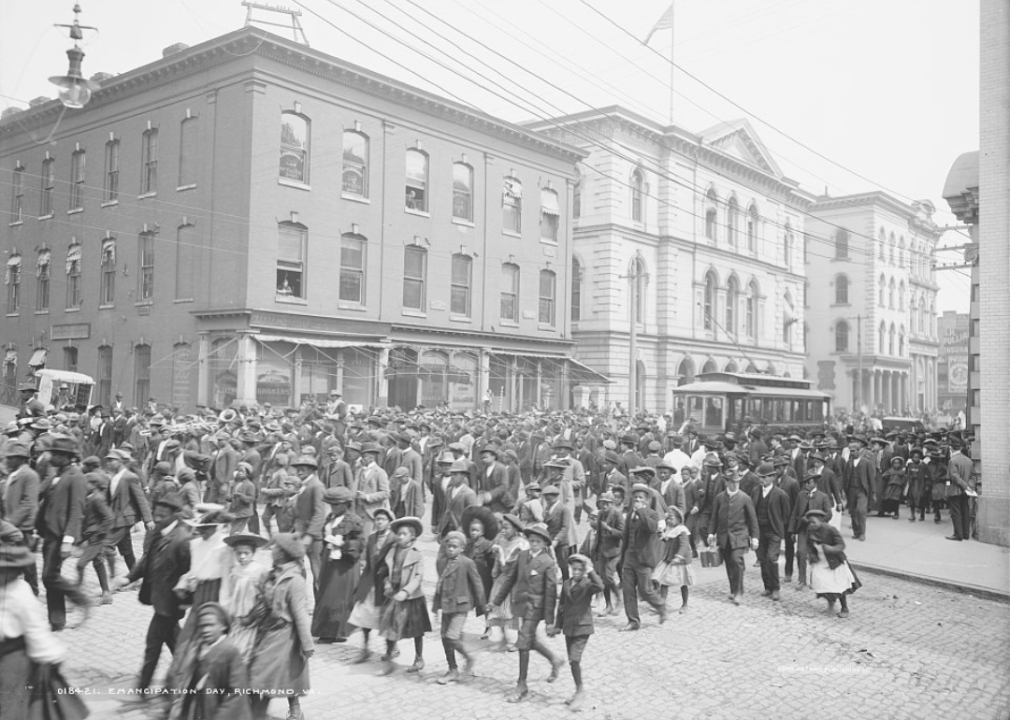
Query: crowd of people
0 383 979 718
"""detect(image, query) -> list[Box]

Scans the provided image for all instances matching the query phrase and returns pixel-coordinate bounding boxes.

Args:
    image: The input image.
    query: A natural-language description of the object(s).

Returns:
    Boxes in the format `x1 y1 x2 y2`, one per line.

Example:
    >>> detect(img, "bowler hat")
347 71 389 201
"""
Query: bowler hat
391 516 424 538
47 435 79 457
629 466 656 478
523 523 552 543
449 459 470 474
756 462 776 477
291 455 318 469
553 439 574 451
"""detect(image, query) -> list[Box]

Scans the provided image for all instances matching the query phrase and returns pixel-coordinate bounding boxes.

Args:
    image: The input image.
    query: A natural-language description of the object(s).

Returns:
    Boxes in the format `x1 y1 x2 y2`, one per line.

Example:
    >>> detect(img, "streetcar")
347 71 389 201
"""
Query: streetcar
670 371 831 434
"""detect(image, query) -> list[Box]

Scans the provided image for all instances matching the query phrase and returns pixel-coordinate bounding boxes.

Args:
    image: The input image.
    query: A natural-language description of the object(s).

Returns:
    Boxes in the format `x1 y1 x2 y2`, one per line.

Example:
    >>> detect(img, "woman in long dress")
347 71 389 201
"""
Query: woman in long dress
220 532 270 662
310 487 364 643
651 506 695 613
347 508 395 663
486 513 528 651
881 456 907 520
804 509 861 618
378 517 430 674
247 533 315 720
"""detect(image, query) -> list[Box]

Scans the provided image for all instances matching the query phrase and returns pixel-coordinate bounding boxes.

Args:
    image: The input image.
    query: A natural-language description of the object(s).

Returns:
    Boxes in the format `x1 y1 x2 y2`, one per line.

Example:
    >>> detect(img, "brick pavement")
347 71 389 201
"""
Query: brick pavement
42 521 1010 720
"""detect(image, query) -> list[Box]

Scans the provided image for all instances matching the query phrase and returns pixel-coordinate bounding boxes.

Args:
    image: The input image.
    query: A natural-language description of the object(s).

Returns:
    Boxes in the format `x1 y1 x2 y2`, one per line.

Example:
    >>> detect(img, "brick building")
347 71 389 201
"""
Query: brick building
0 27 598 414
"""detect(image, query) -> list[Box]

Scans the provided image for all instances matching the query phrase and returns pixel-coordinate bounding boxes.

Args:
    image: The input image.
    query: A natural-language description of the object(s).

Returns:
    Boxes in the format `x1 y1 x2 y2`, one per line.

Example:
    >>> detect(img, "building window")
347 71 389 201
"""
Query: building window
339 233 366 304
279 112 309 183
141 128 158 195
889 324 896 356
899 326 905 356
452 162 473 221
450 254 472 317
631 169 643 223
40 157 55 216
833 228 848 259
104 140 119 202
100 238 116 305
405 149 428 212
747 203 759 251
97 345 113 407
898 281 905 311
175 225 196 301
879 321 887 354
179 117 199 187
10 165 24 223
540 188 559 241
571 257 582 323
500 263 519 322
898 237 905 269
134 344 151 407
703 272 716 330
835 321 849 352
65 242 82 308
573 173 581 219
704 188 717 241
878 228 886 259
342 130 369 197
835 274 849 304
6 255 21 313
64 347 78 373
539 269 556 326
402 245 426 311
879 274 886 307
784 222 793 269
139 232 155 300
503 176 522 234
726 196 739 247
888 278 895 309
746 280 759 337
69 149 85 210
35 250 51 311
889 233 895 265
726 276 738 334
276 223 306 299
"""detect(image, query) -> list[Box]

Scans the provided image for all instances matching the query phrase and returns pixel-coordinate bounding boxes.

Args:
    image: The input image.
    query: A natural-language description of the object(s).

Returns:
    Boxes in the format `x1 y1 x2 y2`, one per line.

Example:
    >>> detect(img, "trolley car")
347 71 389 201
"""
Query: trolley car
671 372 831 434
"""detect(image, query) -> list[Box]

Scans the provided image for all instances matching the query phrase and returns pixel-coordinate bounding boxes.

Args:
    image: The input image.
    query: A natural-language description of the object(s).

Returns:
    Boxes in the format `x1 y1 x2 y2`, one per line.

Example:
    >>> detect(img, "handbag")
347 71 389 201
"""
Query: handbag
699 547 722 568
27 663 89 720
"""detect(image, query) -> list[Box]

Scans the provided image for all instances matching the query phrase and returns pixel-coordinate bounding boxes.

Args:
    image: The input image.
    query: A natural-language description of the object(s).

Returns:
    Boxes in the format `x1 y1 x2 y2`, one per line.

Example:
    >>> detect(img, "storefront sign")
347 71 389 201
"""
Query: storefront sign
249 311 388 338
50 323 90 341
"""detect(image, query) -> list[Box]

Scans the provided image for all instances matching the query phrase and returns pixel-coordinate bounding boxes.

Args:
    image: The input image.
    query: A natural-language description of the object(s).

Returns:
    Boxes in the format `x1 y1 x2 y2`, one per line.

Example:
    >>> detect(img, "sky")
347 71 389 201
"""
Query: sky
0 0 979 313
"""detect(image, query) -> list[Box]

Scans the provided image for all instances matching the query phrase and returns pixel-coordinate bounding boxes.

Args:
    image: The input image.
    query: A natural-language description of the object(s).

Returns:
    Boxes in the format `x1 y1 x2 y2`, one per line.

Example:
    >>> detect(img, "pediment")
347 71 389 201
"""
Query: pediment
699 119 782 177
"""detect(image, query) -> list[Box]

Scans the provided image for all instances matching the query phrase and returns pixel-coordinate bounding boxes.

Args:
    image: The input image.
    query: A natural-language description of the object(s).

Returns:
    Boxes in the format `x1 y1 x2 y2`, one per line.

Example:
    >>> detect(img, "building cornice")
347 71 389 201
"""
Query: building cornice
809 193 942 239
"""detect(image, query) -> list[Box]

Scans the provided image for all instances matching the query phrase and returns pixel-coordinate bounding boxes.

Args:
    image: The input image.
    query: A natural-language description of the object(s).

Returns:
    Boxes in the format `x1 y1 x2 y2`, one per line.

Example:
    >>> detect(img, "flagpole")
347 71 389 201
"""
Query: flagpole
668 4 675 125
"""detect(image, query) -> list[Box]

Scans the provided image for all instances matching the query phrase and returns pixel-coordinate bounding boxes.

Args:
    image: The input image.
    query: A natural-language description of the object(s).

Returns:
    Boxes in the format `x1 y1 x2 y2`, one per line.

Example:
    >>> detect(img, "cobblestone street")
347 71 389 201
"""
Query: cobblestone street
51 526 1010 720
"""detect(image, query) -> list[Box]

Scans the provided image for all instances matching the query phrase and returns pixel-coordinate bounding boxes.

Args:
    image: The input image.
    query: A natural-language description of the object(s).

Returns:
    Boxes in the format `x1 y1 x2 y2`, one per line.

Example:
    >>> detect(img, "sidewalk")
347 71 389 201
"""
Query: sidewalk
841 511 1010 601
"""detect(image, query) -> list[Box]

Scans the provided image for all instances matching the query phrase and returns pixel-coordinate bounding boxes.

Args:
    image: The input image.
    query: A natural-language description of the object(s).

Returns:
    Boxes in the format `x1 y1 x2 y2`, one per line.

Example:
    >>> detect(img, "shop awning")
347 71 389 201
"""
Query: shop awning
36 250 51 277
567 358 611 384
503 177 522 199
540 189 559 216
66 244 82 273
28 348 47 367
254 334 390 350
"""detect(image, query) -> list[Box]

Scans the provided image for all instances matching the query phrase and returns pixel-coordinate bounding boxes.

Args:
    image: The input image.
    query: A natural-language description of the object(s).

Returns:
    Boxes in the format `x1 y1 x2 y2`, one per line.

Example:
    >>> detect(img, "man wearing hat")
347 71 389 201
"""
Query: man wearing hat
662 434 692 476
548 552 603 711
477 444 508 496
654 461 686 517
292 455 328 591
356 443 390 538
707 467 759 606
946 438 975 541
584 492 624 616
105 448 154 580
36 436 89 630
619 483 667 630
771 456 801 584
601 450 628 499
437 460 478 539
396 432 424 492
842 436 874 541
16 382 45 419
2 441 40 593
541 480 574 580
750 462 791 601
789 472 834 589
113 492 192 693
696 454 727 546
619 434 644 476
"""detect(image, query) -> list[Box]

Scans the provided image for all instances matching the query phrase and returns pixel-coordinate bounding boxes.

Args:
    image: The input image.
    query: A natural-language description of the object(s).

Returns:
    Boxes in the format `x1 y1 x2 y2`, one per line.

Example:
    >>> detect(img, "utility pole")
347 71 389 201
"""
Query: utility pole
856 314 863 412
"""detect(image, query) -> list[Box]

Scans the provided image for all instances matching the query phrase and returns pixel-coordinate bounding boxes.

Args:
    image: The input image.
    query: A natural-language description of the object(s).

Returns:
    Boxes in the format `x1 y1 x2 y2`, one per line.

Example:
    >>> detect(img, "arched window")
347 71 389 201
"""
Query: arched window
746 279 759 337
783 222 793 269
898 237 906 268
342 130 369 198
727 196 739 247
747 203 759 251
141 128 159 195
878 228 886 259
452 162 473 221
677 357 695 386
725 360 739 372
879 274 886 307
835 274 849 305
899 326 905 356
138 231 155 301
100 237 116 306
631 256 647 324
702 358 718 374
726 276 739 334
705 188 717 240
571 257 582 323
339 232 367 304
631 169 644 223
835 320 849 352
879 321 887 354
279 112 308 183
889 232 896 265
834 228 849 259
9 164 24 223
703 271 716 330
889 323 896 355
538 269 557 326
898 281 905 310
503 176 522 233
500 262 520 322
405 149 428 212
888 278 896 308
540 188 559 241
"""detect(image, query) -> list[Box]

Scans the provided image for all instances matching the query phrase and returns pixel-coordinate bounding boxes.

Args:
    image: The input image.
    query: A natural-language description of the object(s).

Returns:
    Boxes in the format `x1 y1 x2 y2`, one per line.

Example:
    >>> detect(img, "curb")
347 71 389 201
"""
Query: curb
849 561 1010 604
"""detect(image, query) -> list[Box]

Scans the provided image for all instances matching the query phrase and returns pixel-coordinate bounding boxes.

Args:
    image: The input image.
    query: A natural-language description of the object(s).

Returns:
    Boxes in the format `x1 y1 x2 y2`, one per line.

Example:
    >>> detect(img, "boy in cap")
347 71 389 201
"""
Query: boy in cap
432 530 485 684
585 491 624 616
541 479 574 581
548 553 603 711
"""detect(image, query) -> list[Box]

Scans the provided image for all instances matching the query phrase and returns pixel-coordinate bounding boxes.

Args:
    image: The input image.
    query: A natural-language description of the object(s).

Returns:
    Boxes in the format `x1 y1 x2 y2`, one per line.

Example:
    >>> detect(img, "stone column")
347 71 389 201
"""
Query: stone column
235 334 257 405
196 333 211 408
376 348 390 407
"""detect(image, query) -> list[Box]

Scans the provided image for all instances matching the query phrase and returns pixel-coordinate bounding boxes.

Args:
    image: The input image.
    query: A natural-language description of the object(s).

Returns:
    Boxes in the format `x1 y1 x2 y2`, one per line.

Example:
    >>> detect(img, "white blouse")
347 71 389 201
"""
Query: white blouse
0 578 67 663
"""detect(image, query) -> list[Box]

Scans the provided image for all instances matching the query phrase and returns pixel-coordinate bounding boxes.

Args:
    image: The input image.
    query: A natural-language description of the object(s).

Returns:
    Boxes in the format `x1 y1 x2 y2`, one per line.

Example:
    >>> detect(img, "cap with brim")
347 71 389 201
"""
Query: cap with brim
105 448 130 461
323 487 355 505
804 509 828 520
631 482 652 496
808 453 825 463
449 459 470 474
523 523 552 543
18 383 37 392
224 532 268 549
567 552 592 567
3 442 30 458
154 492 185 512
373 507 395 522
360 443 381 455
291 455 318 469
870 437 889 446
501 513 524 532
525 482 541 492
545 460 568 470
390 516 424 538
597 492 616 504
703 454 723 467
655 461 677 473
603 451 621 464
443 530 467 546
629 466 656 477
272 532 306 560
479 445 500 457
541 485 560 496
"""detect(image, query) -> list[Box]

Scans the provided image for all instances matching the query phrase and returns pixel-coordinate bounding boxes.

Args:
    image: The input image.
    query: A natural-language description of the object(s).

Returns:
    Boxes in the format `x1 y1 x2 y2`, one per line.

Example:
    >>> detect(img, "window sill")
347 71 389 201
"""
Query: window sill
64 307 80 313
67 208 83 215
174 298 194 304
38 214 53 221
278 179 311 191
830 303 851 308
5 313 18 318
342 193 370 204
98 304 115 310
101 200 118 208
499 319 519 328
503 230 521 239
538 323 556 332
177 184 197 192
138 192 157 200
34 310 49 316
275 295 307 305
338 303 366 312
540 237 559 245
401 308 426 318
404 208 430 218
8 221 23 227
452 217 475 228
449 315 471 323
135 300 154 308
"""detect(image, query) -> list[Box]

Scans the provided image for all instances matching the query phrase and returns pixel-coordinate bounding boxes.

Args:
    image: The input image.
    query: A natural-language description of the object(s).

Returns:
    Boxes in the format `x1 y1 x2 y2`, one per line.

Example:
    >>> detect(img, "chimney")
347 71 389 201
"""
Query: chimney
90 72 115 85
162 42 189 58
29 96 51 108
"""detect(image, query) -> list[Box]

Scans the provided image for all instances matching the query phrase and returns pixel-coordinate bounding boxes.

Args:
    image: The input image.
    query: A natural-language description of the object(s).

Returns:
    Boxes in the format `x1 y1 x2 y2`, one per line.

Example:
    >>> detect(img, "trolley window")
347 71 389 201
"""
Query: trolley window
687 396 704 425
704 396 725 429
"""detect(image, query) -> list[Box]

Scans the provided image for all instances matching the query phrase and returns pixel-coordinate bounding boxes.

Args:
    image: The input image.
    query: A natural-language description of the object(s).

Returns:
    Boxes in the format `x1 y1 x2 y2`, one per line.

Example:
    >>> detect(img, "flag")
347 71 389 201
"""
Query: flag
644 3 674 45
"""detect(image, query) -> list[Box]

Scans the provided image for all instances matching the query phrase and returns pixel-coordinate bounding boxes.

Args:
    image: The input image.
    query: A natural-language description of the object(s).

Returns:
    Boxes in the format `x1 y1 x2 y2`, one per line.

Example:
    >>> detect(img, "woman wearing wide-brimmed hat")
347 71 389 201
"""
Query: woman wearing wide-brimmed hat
220 532 270 662
377 517 430 674
311 486 364 644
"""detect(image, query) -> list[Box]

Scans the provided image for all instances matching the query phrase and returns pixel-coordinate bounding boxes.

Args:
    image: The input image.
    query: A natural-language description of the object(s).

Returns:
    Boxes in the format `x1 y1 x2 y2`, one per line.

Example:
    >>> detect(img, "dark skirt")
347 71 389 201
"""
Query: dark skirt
311 557 358 638
379 596 431 641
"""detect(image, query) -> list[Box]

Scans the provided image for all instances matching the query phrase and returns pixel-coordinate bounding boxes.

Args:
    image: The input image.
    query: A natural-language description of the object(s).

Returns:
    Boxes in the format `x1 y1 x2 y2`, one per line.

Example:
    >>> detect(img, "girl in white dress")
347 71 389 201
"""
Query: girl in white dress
220 532 270 661
805 510 861 618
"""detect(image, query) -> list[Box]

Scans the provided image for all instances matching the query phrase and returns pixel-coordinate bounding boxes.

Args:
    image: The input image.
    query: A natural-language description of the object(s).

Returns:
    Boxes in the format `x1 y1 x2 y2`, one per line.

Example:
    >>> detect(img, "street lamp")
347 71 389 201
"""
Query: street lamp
49 4 98 109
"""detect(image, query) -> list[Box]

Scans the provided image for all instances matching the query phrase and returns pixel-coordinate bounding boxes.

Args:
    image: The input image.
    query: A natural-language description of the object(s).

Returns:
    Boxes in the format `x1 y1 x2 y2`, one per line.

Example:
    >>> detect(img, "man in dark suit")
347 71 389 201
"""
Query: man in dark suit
751 462 791 601
789 474 834 588
654 460 686 516
292 455 327 591
585 492 623 616
36 436 88 630
476 445 508 495
541 482 573 580
104 449 154 580
489 523 563 704
708 468 759 605
549 553 604 711
2 441 40 593
619 484 667 631
843 437 874 541
772 456 801 582
697 455 727 546
437 461 478 538
113 492 191 693
807 453 844 513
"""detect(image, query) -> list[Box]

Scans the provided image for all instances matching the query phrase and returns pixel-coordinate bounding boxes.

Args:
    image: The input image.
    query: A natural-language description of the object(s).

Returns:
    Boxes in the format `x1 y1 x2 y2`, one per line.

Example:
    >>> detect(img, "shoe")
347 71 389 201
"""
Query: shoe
480 629 491 640
437 669 460 685
771 590 781 601
597 605 613 618
618 623 640 632
355 649 372 664
505 684 529 703
796 582 807 590
567 688 586 711
945 536 963 541
826 601 836 614
908 517 916 522
731 594 742 606
607 605 620 616
506 643 517 653
379 648 401 661
857 535 866 542
678 605 688 615
285 708 305 720
784 575 792 583
837 609 850 619
761 590 772 597
548 659 564 683
317 637 336 644
100 592 113 605
406 656 425 673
